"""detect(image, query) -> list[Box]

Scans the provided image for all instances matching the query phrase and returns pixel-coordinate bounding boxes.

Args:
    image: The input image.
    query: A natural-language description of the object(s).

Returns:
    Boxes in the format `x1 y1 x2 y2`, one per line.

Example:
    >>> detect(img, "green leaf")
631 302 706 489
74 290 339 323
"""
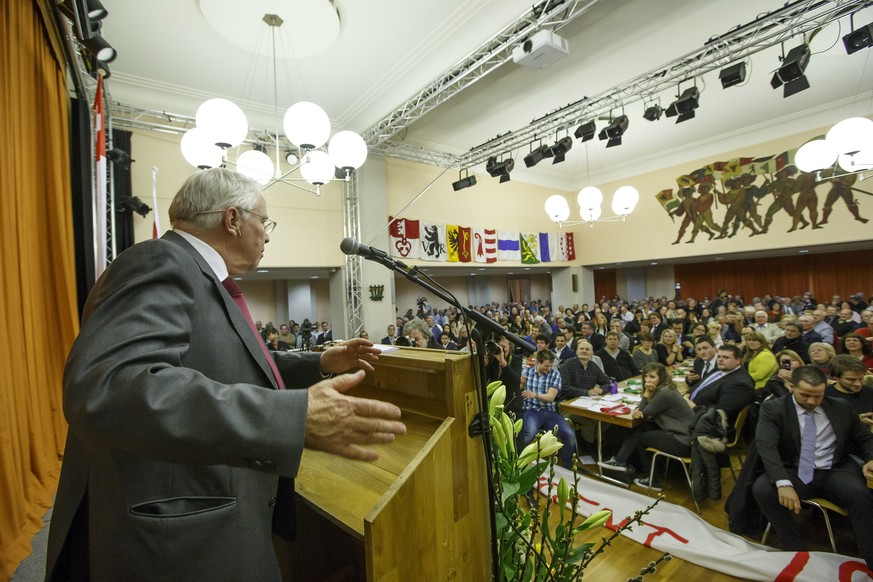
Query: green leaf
501 481 520 503
518 461 548 492
495 511 509 533
568 543 594 564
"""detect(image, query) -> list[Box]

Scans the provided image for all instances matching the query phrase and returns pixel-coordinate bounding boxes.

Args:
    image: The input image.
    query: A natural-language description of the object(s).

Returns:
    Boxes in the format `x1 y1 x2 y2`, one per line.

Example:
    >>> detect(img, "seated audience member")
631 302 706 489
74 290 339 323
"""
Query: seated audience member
686 336 719 390
277 324 295 346
553 333 574 365
690 322 707 343
811 309 835 345
742 331 778 390
807 342 835 376
578 321 605 352
832 307 859 340
854 309 873 339
599 364 696 491
760 350 805 402
772 323 811 364
518 350 576 469
648 312 668 341
404 318 440 349
706 321 725 349
559 340 611 400
316 321 333 345
533 333 550 354
632 332 659 371
265 331 290 352
425 315 442 341
609 319 634 351
825 355 873 423
842 333 873 371
485 336 523 417
722 311 744 344
670 318 695 357
438 332 459 350
752 366 873 570
358 330 369 340
797 315 824 346
684 344 755 427
381 324 397 345
596 331 640 381
753 310 783 344
655 329 685 367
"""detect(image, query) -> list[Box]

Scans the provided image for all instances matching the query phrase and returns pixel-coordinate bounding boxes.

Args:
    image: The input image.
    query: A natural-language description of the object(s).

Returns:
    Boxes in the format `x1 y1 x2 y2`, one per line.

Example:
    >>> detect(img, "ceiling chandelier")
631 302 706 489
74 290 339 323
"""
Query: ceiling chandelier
544 185 639 227
794 116 873 179
179 6 366 194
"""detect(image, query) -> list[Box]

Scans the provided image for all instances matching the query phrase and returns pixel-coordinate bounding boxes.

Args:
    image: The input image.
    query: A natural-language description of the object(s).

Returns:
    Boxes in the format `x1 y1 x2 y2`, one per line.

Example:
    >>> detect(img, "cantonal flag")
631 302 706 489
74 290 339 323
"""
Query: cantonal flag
474 228 497 263
446 224 460 262
388 217 420 258
94 75 107 276
458 226 472 263
558 232 575 261
420 222 447 261
520 232 540 265
538 233 557 263
498 230 520 261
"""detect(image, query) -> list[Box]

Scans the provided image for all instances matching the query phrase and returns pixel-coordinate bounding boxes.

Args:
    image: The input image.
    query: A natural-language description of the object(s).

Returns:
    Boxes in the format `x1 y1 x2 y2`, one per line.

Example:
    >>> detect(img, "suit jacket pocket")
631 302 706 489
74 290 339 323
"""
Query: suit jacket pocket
129 496 236 518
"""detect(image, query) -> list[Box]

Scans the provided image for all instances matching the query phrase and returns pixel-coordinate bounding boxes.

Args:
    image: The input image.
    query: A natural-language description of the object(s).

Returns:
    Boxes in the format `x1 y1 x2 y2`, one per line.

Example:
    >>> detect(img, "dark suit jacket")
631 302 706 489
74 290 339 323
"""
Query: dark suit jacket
690 366 755 424
686 356 717 388
756 394 873 484
47 232 323 581
380 335 395 345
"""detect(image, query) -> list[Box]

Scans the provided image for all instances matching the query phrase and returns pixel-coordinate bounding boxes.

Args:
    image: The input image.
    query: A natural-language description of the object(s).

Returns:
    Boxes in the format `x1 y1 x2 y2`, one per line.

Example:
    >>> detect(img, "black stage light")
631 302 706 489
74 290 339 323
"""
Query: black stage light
597 115 628 148
549 136 573 164
770 44 810 98
82 32 117 62
452 173 477 191
665 87 699 123
524 144 549 167
86 0 108 20
119 196 150 217
843 23 873 55
106 148 131 168
643 105 663 121
573 120 596 142
719 62 746 88
487 158 514 182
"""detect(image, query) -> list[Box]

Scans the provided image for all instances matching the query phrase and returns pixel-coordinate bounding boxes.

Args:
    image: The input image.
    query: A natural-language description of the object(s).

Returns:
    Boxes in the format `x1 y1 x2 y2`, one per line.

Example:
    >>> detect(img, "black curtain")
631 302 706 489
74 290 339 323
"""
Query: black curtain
68 97 94 317
111 128 134 252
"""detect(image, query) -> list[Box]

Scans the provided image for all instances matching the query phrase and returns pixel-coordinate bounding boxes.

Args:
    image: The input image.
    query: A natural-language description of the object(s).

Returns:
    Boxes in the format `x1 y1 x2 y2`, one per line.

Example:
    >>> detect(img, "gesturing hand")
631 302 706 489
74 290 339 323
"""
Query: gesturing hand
304 370 406 462
320 338 380 374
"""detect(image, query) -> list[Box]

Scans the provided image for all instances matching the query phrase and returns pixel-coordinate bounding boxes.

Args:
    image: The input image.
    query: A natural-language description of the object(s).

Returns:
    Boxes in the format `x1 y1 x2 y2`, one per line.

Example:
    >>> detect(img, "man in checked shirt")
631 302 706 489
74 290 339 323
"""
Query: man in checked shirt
517 350 577 468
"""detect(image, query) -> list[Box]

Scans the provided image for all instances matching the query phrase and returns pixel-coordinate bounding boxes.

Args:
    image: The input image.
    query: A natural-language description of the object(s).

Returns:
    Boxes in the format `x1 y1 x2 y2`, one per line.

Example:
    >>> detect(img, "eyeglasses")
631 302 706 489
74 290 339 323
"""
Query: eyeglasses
192 208 277 233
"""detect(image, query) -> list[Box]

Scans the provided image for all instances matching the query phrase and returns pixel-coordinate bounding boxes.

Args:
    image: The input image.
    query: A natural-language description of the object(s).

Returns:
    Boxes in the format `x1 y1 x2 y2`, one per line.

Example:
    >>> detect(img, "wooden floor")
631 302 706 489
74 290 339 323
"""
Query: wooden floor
531 452 864 581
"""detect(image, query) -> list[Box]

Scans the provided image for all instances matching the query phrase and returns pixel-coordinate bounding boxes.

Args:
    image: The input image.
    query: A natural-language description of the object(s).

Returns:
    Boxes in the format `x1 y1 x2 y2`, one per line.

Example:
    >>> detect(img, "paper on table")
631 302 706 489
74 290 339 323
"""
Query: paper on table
373 344 399 352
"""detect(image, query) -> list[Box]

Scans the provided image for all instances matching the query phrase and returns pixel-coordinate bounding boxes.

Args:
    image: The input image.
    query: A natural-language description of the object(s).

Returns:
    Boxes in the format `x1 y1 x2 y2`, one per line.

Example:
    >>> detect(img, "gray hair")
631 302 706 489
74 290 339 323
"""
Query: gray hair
168 168 262 231
403 318 433 340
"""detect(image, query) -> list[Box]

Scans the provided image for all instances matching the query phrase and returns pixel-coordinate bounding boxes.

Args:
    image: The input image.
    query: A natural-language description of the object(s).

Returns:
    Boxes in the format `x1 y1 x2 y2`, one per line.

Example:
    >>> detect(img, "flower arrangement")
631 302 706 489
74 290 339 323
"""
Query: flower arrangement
487 381 669 581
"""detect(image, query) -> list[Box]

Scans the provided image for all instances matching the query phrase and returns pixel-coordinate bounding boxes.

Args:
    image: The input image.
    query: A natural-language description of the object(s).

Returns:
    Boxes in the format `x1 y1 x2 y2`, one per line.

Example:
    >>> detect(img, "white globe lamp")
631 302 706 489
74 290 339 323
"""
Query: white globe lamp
284 101 331 150
795 139 837 173
300 150 335 186
577 186 603 212
612 185 640 215
236 149 274 185
180 128 224 169
328 131 368 171
544 195 570 222
826 117 873 155
580 205 602 223
195 98 248 149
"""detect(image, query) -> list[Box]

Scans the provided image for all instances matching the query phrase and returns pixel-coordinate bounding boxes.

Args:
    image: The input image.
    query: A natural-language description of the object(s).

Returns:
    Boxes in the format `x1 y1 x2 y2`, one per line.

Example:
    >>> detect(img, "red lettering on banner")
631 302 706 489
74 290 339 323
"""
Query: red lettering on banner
838 560 873 581
638 520 689 547
775 552 810 581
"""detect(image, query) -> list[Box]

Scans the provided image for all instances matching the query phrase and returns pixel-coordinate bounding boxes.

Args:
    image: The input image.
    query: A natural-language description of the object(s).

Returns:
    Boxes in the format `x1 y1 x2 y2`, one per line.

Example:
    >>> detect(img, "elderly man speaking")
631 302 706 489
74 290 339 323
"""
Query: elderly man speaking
46 168 406 581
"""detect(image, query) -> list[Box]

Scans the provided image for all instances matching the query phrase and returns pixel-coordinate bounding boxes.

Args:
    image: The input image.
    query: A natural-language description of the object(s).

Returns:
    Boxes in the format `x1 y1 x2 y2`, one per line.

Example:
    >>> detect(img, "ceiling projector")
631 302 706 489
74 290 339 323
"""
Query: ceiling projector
512 29 569 70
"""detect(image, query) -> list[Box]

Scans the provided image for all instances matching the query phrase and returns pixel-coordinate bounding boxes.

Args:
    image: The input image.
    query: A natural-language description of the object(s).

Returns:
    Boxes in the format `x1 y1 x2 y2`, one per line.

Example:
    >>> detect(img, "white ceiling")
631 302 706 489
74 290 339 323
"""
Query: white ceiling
101 0 873 193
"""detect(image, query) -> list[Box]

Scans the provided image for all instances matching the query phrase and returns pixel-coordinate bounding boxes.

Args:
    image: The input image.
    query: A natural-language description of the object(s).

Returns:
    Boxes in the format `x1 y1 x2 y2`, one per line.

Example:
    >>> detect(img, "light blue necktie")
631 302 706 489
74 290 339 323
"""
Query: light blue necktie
798 411 817 484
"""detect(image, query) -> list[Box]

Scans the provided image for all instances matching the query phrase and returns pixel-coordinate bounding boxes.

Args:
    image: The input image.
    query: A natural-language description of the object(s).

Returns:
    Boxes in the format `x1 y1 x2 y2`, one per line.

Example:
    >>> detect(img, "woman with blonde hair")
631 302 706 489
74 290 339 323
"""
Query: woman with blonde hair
742 330 777 389
655 328 684 367
706 321 724 349
808 341 836 375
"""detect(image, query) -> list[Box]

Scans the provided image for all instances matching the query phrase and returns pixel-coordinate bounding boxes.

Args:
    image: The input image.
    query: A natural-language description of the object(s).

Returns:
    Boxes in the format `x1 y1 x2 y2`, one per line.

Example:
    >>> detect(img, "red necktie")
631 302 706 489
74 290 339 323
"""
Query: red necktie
222 278 285 389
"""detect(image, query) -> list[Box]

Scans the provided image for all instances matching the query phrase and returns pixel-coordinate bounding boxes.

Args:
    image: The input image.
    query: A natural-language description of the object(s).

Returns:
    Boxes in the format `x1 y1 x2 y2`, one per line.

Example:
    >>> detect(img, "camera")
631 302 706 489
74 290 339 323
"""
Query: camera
485 340 501 356
416 296 427 308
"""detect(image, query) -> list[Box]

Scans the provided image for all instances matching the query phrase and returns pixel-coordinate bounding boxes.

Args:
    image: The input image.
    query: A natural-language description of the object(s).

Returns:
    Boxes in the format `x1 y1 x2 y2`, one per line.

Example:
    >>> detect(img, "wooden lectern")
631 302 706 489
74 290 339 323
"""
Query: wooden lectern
293 347 491 581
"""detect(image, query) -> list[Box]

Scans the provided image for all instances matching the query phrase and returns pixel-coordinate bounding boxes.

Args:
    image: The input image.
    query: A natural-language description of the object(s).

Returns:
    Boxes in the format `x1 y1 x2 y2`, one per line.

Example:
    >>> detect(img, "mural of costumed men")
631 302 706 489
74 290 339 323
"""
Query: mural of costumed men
819 171 869 225
761 167 804 234
788 171 822 232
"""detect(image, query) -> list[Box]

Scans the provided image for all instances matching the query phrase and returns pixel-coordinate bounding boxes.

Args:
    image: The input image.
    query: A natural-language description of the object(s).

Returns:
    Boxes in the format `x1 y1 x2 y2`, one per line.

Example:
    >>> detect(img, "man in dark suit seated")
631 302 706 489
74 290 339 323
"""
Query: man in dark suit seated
380 324 397 345
683 343 755 426
685 336 719 390
752 366 873 569
578 321 605 353
772 323 811 364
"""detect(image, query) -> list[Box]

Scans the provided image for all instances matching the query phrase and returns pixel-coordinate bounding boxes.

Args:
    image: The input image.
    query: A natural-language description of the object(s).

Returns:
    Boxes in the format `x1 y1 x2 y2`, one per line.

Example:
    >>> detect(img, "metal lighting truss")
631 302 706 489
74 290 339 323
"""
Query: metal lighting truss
342 172 365 336
371 0 873 170
364 0 605 153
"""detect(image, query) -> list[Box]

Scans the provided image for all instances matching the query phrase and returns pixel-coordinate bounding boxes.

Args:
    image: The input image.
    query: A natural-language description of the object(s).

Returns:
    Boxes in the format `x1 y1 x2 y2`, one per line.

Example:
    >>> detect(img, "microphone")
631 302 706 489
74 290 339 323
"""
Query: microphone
340 237 389 261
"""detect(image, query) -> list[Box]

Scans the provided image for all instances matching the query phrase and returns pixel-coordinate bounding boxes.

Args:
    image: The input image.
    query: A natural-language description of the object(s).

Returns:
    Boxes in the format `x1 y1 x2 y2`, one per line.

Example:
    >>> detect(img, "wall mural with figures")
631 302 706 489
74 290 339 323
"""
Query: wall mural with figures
655 144 870 245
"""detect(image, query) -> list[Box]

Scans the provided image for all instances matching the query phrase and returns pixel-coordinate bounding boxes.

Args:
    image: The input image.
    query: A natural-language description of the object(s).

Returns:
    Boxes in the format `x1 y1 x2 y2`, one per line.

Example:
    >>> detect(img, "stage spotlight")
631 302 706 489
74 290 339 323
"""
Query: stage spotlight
486 157 514 182
573 120 596 142
452 170 477 191
119 196 150 217
106 148 131 168
598 115 628 148
770 43 810 98
719 62 746 88
843 23 873 54
549 136 573 164
665 87 699 123
643 104 663 121
524 144 549 167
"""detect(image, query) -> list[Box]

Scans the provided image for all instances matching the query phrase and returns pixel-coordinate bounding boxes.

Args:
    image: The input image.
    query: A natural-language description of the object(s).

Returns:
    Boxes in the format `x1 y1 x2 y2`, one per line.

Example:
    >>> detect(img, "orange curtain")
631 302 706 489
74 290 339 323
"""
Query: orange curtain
674 251 873 303
594 269 617 303
0 0 79 577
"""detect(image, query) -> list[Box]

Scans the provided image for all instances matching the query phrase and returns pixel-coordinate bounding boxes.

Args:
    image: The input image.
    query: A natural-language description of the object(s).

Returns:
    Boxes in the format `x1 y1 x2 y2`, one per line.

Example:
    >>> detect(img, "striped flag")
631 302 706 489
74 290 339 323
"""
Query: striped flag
558 232 576 261
93 75 107 276
498 230 520 261
473 228 497 263
538 233 557 262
